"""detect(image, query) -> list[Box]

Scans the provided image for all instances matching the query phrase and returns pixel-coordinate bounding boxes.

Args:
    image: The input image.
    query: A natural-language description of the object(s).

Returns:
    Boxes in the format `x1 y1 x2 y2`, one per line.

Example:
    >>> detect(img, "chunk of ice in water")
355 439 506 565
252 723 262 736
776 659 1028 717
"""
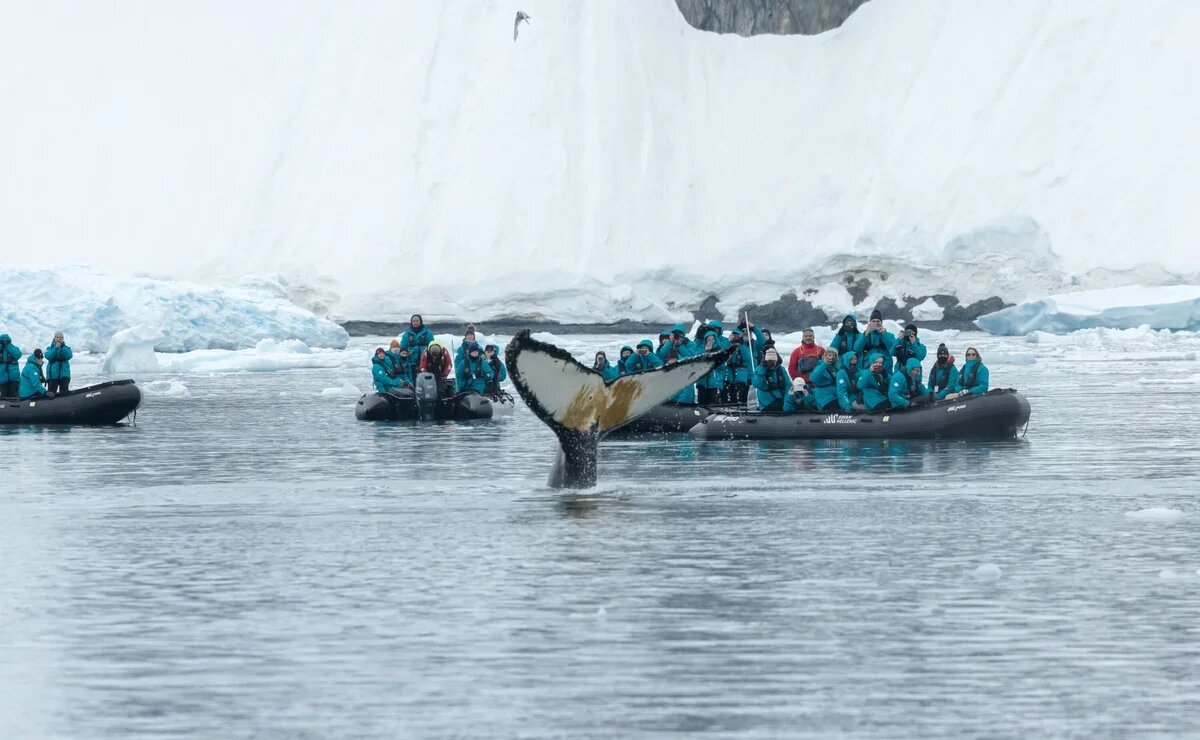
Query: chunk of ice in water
972 563 1002 581
1124 507 1186 522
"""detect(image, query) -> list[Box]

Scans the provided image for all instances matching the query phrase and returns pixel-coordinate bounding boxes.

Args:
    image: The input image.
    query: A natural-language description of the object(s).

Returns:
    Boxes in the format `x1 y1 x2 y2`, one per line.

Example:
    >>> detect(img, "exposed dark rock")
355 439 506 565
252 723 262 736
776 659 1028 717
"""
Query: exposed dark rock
738 293 831 332
871 296 910 323
693 295 721 323
339 294 1016 337
675 0 871 36
843 274 872 306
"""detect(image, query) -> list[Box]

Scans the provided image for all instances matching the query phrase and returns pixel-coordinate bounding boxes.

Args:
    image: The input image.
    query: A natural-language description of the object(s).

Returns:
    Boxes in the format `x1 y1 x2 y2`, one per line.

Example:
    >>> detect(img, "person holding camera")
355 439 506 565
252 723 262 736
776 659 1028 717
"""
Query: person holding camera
19 348 52 400
752 348 794 412
724 329 754 404
808 348 841 412
44 331 73 395
829 315 861 359
892 323 926 372
889 358 930 410
0 333 21 398
836 352 864 411
853 309 897 375
857 353 892 413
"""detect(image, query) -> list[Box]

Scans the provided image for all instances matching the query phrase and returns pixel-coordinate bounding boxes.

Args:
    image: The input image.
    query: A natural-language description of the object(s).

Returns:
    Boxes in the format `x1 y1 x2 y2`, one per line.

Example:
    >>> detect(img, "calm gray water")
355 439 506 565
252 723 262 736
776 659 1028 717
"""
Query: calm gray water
2 331 1199 738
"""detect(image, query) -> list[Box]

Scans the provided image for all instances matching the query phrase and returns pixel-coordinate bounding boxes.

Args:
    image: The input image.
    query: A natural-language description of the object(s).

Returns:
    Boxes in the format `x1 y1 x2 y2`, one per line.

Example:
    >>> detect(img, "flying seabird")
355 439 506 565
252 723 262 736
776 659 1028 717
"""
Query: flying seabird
514 11 530 41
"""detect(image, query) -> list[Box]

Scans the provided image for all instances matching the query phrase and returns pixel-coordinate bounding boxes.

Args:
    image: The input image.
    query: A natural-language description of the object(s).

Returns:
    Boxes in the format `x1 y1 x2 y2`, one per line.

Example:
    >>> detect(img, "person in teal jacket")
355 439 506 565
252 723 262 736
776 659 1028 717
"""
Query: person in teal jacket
854 310 897 375
752 349 793 412
857 353 891 412
660 345 696 404
928 343 958 400
836 351 862 411
809 348 841 412
888 358 928 410
892 323 927 371
829 315 861 359
617 345 635 376
695 331 725 403
0 333 21 398
954 347 990 396
482 344 507 394
387 345 416 387
592 351 621 382
724 329 754 404
661 323 694 359
455 342 489 394
372 348 405 394
44 331 73 394
655 329 672 358
19 349 49 400
454 325 479 366
400 314 435 358
624 339 663 374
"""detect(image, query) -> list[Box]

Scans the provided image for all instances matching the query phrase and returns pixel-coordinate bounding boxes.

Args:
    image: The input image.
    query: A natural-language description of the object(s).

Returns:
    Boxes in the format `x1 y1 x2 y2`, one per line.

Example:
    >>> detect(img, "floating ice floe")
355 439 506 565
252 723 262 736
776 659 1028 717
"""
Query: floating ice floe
1124 507 1186 522
0 267 348 353
971 563 1003 581
158 339 347 374
99 325 163 374
978 285 1200 335
142 380 190 398
320 382 363 398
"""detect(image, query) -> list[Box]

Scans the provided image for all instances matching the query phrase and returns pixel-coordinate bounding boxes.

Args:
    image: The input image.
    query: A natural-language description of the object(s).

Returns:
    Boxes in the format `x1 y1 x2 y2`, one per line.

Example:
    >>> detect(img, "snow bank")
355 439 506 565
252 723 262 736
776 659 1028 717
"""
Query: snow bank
5 1 1200 325
0 267 349 352
978 286 1200 335
1124 507 1186 523
99 325 162 374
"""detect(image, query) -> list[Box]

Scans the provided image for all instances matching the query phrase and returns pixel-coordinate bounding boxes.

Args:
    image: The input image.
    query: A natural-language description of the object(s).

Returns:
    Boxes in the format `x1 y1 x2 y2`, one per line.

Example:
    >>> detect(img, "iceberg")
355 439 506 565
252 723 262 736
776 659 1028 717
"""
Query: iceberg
976 286 1200 335
0 267 349 352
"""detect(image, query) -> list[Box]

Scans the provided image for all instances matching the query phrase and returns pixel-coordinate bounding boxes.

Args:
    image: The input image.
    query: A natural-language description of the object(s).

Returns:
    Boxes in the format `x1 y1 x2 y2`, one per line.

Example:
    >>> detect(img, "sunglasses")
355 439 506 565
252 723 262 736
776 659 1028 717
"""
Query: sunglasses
966 352 978 357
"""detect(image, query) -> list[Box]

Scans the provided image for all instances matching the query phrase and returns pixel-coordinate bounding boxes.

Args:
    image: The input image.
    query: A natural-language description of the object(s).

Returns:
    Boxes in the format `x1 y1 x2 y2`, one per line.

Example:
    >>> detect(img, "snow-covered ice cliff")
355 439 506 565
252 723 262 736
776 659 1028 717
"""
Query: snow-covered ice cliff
3 0 1198 328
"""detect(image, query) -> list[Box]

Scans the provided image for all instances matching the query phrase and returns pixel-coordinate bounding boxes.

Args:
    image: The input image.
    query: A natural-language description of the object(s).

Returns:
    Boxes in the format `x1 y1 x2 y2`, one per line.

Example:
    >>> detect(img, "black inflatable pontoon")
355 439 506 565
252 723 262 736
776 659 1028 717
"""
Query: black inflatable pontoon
0 379 142 425
691 389 1030 442
355 372 495 421
607 402 741 437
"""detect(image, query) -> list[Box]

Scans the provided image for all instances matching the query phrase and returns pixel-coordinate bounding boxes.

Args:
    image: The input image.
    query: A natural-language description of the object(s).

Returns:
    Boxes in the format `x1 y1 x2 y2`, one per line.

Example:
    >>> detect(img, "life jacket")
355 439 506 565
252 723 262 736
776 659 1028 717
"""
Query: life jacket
861 331 888 352
763 364 788 392
797 354 821 375
461 355 484 380
486 357 503 393
832 328 859 353
930 359 955 391
894 339 920 363
629 354 655 373
868 369 888 392
904 371 920 398
0 342 13 371
726 344 745 369
961 362 979 390
423 351 449 377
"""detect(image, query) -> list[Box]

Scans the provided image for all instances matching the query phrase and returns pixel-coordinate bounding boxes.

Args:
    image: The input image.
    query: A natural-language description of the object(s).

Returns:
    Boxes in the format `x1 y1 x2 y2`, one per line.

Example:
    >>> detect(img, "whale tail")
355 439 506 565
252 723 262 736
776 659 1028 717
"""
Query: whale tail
504 330 730 488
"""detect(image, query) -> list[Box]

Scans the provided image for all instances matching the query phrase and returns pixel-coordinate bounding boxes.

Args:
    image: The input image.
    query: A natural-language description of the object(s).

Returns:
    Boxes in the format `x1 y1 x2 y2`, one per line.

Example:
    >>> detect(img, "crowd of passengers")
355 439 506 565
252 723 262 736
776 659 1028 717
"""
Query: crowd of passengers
0 331 73 401
367 311 989 414
594 309 990 414
369 315 508 398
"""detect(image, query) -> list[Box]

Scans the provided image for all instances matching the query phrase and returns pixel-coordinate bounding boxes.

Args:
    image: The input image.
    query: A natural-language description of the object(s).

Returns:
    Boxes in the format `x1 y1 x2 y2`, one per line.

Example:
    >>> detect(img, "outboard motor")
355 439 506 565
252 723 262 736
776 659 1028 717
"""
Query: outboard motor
414 372 440 420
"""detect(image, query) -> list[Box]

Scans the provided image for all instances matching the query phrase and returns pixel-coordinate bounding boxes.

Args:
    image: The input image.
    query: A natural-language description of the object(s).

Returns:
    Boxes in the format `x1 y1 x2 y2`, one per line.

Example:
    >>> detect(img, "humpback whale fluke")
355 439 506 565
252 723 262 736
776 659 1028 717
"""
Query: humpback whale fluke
514 11 530 41
505 330 731 489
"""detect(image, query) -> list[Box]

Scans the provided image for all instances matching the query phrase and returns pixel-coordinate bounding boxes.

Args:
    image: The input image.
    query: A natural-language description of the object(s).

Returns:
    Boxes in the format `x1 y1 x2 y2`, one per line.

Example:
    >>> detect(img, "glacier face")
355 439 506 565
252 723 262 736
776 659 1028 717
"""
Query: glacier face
3 0 1199 326
0 268 349 352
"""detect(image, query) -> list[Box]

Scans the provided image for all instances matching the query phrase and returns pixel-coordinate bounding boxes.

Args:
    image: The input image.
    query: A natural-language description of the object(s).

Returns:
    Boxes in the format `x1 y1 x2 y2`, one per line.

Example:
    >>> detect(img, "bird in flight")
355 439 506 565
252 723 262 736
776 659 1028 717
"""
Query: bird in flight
514 11 530 41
